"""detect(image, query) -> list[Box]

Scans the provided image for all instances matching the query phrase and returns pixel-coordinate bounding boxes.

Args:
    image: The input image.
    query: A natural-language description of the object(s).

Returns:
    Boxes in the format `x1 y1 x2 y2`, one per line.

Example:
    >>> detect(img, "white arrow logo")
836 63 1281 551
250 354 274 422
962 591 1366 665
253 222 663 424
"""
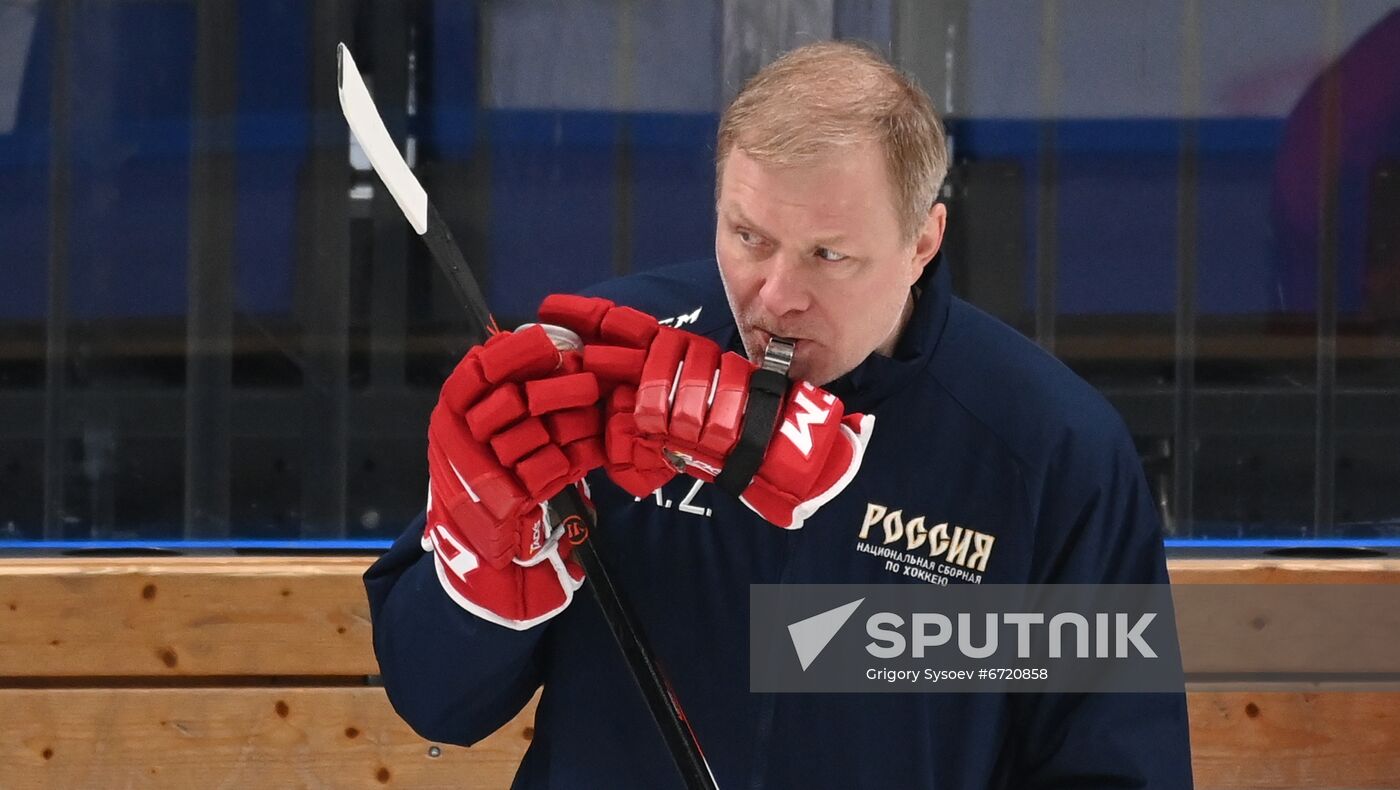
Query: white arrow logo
787 598 864 671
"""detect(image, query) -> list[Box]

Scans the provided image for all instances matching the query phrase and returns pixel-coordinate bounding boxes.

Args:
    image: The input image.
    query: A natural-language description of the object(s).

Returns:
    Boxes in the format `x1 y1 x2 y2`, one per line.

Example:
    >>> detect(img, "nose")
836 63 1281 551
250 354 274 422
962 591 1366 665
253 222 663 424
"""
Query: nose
756 252 812 317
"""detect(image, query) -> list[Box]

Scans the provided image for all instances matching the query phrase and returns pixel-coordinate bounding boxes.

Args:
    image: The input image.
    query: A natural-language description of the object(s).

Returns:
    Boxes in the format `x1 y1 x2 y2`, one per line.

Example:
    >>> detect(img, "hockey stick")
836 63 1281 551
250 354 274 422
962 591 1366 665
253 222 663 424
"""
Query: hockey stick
336 44 719 790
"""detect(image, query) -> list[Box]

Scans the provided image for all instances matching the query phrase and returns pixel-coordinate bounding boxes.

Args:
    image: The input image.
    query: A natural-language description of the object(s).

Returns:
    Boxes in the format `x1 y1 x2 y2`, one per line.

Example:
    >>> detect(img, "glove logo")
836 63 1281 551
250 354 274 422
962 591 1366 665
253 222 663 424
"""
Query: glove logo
778 386 835 458
428 522 481 577
563 515 590 545
530 519 546 554
657 306 703 329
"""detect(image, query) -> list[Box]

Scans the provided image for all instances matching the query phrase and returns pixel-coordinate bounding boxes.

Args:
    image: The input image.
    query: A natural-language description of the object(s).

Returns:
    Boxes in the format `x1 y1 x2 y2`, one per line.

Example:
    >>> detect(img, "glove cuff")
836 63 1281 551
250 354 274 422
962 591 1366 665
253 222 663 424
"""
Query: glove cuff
428 539 584 631
423 488 587 631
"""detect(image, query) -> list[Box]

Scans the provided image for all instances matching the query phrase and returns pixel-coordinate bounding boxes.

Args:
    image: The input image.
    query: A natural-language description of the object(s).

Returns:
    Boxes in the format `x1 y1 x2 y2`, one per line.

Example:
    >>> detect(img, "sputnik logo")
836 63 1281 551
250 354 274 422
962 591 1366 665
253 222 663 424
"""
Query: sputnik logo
786 598 864 671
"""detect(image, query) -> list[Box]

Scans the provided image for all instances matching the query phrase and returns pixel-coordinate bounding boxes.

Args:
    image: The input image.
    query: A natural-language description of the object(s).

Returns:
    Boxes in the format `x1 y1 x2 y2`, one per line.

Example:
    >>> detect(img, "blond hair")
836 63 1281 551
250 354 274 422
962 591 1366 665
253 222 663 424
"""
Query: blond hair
716 41 948 241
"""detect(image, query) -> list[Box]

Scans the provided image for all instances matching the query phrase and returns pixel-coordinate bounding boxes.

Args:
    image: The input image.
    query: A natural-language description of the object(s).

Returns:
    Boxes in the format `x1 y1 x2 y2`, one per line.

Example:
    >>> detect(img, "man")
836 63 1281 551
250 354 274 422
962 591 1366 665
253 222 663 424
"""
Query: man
366 41 1193 788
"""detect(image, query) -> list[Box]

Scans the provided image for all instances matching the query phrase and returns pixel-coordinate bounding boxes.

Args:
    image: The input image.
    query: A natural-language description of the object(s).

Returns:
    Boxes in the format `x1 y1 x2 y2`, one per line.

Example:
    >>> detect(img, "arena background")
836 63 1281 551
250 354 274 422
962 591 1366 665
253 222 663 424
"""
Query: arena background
0 1 1397 787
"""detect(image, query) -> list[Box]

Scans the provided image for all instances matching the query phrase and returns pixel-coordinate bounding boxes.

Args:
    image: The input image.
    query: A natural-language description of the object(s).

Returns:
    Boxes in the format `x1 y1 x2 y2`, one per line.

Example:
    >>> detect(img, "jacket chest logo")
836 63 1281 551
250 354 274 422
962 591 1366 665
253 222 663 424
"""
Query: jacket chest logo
855 503 996 584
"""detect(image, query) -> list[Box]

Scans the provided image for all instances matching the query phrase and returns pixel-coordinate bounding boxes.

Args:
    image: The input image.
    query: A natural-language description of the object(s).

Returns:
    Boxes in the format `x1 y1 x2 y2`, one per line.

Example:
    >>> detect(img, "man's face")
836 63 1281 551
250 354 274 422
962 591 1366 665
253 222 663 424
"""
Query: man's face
715 143 946 385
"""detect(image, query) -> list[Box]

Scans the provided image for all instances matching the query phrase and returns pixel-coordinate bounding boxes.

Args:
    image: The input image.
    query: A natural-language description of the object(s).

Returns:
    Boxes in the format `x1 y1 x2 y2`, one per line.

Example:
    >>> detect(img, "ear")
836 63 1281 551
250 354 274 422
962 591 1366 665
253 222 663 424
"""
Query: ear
907 203 947 286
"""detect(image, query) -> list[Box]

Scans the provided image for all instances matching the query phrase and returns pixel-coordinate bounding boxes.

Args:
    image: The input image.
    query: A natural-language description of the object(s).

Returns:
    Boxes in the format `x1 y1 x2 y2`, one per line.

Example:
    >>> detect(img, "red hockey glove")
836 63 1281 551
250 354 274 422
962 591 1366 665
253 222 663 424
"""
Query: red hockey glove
631 328 873 529
537 294 678 498
539 295 875 529
423 325 605 630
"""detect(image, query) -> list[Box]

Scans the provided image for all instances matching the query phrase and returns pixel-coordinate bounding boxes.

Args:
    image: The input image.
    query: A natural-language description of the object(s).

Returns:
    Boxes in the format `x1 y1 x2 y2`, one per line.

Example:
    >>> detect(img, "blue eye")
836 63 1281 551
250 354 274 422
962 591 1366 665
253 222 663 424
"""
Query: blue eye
815 247 848 262
737 229 762 246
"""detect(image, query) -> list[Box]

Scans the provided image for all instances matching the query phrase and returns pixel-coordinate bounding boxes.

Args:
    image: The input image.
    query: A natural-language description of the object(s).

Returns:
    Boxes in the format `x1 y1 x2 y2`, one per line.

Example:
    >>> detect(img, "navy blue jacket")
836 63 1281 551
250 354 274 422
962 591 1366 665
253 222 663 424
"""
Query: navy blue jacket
365 255 1194 789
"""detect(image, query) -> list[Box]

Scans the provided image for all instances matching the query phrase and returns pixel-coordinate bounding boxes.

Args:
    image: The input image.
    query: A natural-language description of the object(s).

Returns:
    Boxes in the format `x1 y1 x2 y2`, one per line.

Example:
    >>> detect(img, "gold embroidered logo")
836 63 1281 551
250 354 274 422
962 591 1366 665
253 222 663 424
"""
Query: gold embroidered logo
857 503 996 574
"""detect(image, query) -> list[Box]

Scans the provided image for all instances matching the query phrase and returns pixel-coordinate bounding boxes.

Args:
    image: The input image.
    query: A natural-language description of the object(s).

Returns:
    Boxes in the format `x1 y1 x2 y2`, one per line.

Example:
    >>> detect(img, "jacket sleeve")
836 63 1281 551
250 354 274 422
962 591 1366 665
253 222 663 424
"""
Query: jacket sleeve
364 511 550 746
1005 418 1195 789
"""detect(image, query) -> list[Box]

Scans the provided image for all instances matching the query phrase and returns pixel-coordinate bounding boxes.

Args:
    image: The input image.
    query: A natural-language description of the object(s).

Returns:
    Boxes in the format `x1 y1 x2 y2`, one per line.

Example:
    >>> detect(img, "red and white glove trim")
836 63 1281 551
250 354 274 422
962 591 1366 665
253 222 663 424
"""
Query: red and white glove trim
741 411 876 529
421 484 588 631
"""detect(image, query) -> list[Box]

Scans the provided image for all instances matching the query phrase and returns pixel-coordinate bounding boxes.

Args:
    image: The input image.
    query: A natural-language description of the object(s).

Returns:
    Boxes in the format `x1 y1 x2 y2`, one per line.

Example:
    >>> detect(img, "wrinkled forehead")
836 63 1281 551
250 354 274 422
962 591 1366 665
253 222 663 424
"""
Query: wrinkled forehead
716 145 901 235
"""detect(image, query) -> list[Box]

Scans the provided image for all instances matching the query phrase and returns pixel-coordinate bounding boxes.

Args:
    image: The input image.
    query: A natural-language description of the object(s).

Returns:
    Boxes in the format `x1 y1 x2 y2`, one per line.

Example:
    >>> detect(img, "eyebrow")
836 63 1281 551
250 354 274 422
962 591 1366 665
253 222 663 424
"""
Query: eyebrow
721 205 850 249
720 205 766 235
811 233 850 248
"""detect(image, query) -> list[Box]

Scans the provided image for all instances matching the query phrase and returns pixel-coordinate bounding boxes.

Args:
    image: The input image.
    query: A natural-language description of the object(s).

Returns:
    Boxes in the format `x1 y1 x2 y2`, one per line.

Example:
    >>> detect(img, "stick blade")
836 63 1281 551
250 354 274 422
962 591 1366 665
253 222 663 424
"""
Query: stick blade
337 42 429 235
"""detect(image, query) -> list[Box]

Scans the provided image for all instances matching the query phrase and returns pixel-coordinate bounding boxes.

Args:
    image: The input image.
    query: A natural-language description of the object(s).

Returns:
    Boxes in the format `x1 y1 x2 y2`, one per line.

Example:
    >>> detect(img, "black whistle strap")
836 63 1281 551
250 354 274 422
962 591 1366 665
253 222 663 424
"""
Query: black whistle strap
715 368 790 498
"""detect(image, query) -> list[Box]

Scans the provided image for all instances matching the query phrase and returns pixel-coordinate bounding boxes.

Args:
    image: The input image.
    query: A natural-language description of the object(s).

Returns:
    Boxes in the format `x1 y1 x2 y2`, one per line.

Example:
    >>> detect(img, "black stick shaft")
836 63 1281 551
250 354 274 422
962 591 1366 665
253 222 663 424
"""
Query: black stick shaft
554 488 717 789
422 203 718 790
423 203 495 346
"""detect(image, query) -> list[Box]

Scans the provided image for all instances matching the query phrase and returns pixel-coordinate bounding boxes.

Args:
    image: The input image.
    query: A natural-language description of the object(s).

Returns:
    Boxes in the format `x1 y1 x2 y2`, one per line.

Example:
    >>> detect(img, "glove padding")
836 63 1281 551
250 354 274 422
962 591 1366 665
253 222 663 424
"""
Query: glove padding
538 295 677 497
423 325 604 629
540 295 874 529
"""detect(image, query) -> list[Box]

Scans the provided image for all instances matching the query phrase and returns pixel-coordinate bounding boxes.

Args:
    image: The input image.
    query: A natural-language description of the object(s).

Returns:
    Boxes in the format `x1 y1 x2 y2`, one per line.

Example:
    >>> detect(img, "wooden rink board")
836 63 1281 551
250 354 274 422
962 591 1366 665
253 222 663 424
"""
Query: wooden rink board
0 556 1398 788
1 686 535 790
1 687 1397 790
1187 691 1400 790
1 688 1397 789
0 557 377 677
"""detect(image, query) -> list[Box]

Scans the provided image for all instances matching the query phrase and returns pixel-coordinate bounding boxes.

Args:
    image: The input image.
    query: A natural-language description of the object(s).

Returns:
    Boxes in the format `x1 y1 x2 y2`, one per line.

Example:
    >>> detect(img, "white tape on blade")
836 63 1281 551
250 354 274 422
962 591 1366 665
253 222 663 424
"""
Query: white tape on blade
336 43 429 235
